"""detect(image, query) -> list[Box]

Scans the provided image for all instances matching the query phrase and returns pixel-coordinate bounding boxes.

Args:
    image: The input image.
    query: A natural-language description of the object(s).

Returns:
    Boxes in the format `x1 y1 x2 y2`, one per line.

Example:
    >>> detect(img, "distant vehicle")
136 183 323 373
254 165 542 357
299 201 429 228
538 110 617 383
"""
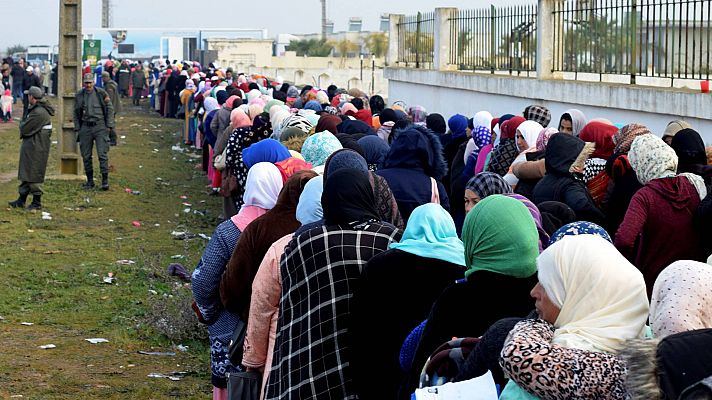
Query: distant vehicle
26 45 57 65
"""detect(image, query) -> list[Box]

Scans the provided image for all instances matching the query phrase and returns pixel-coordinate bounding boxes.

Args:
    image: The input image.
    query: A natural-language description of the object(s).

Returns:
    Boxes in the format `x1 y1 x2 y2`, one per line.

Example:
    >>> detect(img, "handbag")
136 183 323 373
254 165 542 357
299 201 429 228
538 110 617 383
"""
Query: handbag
227 371 262 400
228 318 247 366
214 146 228 171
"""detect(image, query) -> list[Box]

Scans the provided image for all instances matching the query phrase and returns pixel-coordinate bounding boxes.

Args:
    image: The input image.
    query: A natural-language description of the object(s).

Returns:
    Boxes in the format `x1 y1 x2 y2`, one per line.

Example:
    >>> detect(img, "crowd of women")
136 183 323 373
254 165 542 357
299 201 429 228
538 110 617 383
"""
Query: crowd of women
171 60 712 400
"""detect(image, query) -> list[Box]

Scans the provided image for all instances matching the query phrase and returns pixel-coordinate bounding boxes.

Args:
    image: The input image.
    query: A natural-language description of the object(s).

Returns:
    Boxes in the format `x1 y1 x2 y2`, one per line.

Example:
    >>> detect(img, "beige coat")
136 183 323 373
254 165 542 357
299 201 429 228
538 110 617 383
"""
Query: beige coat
242 234 293 399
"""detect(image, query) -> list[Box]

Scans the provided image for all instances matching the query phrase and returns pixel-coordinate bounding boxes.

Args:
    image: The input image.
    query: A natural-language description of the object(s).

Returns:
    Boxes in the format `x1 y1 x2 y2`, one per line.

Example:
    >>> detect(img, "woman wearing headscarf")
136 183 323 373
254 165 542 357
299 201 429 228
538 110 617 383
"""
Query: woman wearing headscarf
201 97 222 190
314 113 341 135
323 149 405 230
358 135 390 171
442 114 470 213
499 234 650 400
548 221 612 246
221 109 275 217
191 162 283 399
616 134 707 294
180 79 197 145
463 111 493 163
649 260 712 339
401 195 539 398
602 123 650 236
377 125 449 222
241 139 291 170
300 131 343 172
486 116 525 176
377 108 401 143
578 121 618 207
220 170 317 320
661 119 692 145
557 108 587 136
462 125 493 183
409 105 428 126
533 133 605 225
264 169 402 400
511 127 558 201
464 172 513 213
503 193 550 252
242 176 324 400
523 104 551 127
352 204 466 400
671 128 712 188
504 120 544 187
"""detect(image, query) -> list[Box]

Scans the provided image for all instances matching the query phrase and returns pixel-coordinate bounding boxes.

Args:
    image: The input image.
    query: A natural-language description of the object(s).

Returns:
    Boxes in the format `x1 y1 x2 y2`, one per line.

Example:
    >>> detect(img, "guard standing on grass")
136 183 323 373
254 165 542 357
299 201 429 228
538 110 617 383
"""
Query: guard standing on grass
8 86 54 210
102 71 120 146
74 73 114 190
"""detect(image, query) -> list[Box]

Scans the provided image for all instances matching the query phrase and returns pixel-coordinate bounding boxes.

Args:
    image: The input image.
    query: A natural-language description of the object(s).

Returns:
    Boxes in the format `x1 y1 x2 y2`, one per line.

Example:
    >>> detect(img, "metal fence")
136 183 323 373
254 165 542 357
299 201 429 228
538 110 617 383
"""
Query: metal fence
449 5 538 75
552 0 712 83
396 11 435 68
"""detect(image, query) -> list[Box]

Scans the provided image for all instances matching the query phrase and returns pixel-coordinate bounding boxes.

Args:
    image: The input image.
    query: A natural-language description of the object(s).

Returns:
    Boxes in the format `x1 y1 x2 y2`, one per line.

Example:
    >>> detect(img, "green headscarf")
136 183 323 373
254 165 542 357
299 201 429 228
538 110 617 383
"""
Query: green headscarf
462 195 538 279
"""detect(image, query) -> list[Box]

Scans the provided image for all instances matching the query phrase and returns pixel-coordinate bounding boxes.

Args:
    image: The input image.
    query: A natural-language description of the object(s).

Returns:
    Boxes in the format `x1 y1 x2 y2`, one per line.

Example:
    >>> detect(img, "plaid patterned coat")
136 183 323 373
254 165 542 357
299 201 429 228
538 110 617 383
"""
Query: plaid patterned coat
264 221 402 399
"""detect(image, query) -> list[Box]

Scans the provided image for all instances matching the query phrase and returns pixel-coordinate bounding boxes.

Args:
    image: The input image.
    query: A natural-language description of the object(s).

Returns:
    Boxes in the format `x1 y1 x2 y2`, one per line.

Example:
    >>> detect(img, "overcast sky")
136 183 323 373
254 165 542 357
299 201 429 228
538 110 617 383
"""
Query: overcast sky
1 0 530 51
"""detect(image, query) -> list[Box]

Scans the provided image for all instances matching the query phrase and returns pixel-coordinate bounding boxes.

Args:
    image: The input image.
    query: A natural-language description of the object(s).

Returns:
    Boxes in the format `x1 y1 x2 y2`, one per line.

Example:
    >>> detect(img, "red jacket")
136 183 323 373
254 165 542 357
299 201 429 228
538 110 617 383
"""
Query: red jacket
615 176 704 295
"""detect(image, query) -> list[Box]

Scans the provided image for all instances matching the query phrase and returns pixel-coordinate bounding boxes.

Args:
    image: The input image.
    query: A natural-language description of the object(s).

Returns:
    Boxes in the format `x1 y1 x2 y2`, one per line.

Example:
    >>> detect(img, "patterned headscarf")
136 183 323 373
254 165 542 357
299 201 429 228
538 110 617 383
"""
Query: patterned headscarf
409 105 428 124
650 260 712 338
280 113 314 136
614 123 651 154
548 221 612 247
524 105 551 127
504 193 550 252
536 127 559 152
465 172 513 199
629 134 678 185
301 131 343 167
473 126 492 148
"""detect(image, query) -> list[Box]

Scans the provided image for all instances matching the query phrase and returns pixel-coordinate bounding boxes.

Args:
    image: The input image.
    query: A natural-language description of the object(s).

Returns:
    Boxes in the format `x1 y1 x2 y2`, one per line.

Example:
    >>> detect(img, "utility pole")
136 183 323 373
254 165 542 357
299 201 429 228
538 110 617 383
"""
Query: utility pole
101 0 111 28
58 0 83 176
321 0 327 41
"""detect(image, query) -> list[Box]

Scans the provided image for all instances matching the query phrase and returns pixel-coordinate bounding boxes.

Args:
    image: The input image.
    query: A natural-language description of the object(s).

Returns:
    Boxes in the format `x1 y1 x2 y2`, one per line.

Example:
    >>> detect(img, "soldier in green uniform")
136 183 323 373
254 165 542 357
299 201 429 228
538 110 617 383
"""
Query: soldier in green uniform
102 71 120 146
74 73 114 190
8 86 54 210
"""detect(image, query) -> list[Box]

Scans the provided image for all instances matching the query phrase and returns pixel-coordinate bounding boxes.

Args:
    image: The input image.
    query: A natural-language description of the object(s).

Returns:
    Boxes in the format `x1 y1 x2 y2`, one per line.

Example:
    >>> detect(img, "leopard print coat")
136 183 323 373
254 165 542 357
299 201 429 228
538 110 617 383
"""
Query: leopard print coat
500 319 628 400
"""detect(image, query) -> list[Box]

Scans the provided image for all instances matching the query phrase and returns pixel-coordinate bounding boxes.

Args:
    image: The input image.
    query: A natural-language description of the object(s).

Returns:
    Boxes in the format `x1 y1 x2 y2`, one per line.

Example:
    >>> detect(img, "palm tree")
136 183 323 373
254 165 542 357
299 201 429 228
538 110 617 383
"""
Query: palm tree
365 32 388 58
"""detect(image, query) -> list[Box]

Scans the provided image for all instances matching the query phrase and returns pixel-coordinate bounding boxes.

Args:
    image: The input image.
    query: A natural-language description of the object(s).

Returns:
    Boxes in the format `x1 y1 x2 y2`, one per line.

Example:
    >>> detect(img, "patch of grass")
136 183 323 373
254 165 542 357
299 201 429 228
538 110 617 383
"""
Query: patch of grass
0 100 221 399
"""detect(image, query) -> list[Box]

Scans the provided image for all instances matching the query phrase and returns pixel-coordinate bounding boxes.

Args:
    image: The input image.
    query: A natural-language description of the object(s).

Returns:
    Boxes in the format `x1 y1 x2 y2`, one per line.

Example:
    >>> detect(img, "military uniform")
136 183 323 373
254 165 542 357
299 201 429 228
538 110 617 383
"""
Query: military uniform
9 86 54 210
74 75 114 189
102 72 121 146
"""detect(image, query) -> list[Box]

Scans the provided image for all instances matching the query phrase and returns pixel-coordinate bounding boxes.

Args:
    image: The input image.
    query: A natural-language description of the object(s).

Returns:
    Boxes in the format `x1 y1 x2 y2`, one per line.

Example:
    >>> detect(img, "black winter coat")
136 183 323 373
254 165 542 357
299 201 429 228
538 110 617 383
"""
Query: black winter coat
351 250 465 400
533 133 606 225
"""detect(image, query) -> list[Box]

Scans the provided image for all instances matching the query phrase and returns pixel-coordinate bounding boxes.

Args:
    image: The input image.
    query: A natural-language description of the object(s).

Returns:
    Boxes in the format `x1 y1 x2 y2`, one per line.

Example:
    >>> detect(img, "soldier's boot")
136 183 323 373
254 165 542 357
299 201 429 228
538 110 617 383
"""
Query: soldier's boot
82 173 95 190
8 193 28 208
101 173 109 191
26 195 42 211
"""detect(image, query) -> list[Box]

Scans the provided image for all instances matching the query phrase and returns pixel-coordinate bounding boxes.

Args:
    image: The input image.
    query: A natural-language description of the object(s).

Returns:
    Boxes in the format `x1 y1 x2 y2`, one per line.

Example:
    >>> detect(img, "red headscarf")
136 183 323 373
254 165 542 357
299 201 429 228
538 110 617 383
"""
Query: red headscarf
579 121 618 160
500 116 526 140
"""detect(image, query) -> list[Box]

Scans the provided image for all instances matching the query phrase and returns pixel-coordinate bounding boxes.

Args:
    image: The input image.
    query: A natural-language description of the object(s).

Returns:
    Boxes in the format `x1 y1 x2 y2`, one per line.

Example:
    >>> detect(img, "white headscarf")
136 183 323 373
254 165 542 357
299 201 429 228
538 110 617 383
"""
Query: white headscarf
537 235 650 353
561 109 588 136
516 120 544 153
650 260 712 339
241 162 284 211
203 97 220 116
464 111 495 163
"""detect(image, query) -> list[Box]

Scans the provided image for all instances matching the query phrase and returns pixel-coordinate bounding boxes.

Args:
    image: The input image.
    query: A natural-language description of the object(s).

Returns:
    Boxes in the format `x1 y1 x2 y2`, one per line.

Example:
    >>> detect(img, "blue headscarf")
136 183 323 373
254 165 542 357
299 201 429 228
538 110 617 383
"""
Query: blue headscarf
303 100 323 113
548 221 612 246
358 135 390 170
324 149 368 182
301 131 343 167
242 139 291 169
448 114 468 139
389 203 466 266
296 176 324 225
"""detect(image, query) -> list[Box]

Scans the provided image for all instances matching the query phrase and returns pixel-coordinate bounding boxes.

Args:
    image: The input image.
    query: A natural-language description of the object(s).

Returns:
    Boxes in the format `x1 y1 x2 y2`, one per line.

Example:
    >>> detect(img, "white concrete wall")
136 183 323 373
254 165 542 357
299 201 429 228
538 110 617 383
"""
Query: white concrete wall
386 67 712 144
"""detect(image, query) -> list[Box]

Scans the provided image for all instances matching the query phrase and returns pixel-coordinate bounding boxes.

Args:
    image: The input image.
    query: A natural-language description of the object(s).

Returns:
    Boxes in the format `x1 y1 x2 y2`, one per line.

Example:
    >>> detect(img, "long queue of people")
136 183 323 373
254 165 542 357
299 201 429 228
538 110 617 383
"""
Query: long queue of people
155 60 712 400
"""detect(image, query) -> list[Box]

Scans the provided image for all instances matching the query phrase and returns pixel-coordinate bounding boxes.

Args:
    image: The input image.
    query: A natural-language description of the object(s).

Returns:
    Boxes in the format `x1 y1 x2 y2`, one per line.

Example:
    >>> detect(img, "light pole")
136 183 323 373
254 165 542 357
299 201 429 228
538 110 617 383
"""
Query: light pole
371 53 375 94
360 54 364 82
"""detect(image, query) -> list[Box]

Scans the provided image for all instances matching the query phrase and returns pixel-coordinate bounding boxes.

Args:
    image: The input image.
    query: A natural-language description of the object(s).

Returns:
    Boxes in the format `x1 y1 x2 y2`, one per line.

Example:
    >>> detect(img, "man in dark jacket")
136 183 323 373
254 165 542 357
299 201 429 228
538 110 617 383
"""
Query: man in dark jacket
10 61 25 103
22 66 42 118
129 63 146 106
74 73 115 190
117 61 130 97
102 71 120 145
533 133 606 224
9 86 54 210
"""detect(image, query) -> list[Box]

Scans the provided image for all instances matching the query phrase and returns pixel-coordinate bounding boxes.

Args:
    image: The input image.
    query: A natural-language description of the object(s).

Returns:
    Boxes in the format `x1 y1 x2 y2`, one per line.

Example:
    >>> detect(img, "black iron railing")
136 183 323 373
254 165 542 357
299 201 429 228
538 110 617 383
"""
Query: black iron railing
396 11 435 68
552 0 712 83
449 5 538 76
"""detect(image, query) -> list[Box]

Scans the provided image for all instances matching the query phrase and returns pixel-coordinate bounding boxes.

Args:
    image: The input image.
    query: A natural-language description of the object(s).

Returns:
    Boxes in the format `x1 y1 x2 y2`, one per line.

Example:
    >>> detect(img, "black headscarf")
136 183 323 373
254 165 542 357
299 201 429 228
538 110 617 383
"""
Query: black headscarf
657 329 712 400
379 108 398 125
426 113 447 135
322 169 380 226
335 134 365 156
671 128 707 167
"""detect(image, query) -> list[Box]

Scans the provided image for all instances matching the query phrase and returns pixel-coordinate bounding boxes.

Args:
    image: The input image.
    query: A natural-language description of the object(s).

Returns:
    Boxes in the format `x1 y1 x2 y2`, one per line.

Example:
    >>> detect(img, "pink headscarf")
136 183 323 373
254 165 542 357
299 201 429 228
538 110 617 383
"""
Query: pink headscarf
230 109 251 129
248 104 265 122
341 103 358 115
225 95 240 110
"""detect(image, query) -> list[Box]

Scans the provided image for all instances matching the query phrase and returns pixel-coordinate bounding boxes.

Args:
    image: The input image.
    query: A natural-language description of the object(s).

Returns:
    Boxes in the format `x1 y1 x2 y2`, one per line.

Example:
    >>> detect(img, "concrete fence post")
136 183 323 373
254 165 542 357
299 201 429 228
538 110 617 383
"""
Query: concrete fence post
387 14 404 67
434 8 458 71
58 0 83 176
537 0 565 80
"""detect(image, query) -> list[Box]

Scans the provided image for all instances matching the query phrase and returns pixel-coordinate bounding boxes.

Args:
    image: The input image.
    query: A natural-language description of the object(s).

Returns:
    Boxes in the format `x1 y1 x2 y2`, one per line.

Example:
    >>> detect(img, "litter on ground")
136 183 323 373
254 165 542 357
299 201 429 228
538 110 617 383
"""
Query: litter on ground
85 338 109 344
